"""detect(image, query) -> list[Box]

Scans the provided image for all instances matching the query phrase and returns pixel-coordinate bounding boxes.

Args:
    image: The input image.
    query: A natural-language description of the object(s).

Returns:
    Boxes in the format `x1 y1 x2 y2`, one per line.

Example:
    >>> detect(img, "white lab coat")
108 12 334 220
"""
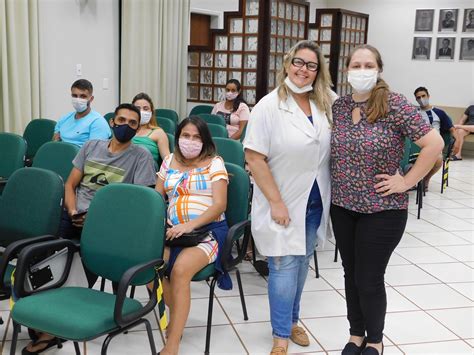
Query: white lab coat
243 89 333 257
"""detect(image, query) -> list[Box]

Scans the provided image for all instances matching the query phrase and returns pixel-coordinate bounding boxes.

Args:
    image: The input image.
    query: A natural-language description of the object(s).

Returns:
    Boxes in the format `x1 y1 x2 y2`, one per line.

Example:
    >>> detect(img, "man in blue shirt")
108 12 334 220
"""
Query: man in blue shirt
414 86 459 190
53 79 111 147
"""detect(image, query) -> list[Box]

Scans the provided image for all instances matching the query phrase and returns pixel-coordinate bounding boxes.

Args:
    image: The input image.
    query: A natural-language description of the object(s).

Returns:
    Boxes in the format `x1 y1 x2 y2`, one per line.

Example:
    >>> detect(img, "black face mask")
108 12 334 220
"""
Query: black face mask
112 124 137 143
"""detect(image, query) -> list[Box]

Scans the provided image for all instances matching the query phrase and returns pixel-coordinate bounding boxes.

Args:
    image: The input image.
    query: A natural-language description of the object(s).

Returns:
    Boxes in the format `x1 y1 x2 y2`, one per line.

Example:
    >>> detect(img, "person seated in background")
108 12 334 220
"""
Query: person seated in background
452 104 474 161
212 79 250 140
132 92 170 163
414 86 459 189
24 103 156 355
154 116 230 355
53 79 111 147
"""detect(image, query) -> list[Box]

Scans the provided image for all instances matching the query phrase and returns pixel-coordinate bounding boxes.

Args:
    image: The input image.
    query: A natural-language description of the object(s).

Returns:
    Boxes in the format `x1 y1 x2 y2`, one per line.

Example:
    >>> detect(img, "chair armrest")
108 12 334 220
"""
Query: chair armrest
114 258 165 327
0 235 57 290
14 239 78 298
221 220 251 271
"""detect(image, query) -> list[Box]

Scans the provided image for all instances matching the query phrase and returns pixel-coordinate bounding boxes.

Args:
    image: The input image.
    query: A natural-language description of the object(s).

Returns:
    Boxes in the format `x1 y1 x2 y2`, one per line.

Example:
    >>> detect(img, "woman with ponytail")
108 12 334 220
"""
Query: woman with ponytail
330 45 444 355
212 79 250 139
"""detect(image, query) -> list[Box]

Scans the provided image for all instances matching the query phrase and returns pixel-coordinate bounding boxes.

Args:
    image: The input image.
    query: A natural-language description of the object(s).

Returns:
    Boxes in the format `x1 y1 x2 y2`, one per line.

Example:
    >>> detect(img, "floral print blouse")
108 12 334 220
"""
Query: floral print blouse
331 92 431 213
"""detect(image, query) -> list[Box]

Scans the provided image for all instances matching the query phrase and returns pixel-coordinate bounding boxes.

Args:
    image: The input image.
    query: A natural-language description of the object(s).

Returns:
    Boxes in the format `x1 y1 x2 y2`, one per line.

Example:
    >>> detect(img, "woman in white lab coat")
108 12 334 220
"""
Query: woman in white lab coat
244 40 335 355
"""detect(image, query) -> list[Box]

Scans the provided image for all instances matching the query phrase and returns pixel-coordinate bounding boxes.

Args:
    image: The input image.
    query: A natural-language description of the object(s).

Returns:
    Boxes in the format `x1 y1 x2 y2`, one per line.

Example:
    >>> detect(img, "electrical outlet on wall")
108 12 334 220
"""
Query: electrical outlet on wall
103 78 109 90
76 64 82 77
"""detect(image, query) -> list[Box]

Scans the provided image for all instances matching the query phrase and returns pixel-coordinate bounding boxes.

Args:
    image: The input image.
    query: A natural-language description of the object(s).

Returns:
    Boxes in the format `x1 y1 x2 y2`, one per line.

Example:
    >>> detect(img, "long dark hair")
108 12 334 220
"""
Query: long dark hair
226 79 247 112
174 116 216 162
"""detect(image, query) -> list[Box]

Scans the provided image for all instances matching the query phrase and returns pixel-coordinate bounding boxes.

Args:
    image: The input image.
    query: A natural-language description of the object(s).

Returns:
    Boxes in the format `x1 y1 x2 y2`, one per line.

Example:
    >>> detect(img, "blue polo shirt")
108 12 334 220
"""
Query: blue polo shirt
54 110 111 147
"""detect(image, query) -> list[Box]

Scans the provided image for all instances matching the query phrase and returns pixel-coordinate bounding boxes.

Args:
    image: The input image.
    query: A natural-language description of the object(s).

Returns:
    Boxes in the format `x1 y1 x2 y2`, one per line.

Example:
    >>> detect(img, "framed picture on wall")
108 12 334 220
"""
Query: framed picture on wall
438 9 458 32
412 37 431 60
462 9 474 32
460 38 474 60
415 9 434 31
435 37 455 59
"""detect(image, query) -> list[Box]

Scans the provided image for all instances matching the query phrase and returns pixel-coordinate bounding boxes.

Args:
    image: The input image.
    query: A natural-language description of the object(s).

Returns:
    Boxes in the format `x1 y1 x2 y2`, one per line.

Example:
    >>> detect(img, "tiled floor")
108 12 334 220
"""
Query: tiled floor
1 159 473 354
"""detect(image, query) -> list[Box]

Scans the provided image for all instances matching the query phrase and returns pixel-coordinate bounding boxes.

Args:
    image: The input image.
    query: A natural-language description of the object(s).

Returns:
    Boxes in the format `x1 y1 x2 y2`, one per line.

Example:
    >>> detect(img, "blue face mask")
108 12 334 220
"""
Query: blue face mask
111 124 137 143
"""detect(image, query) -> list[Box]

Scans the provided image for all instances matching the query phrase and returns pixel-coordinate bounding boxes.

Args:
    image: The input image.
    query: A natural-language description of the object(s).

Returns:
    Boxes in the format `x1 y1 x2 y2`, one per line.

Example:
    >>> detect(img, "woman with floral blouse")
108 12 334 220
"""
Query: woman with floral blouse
330 45 443 355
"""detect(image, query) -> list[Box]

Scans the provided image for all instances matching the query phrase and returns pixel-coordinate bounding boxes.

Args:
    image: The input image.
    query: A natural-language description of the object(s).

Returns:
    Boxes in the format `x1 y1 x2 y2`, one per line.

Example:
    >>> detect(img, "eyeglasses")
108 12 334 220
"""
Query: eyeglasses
291 57 319 72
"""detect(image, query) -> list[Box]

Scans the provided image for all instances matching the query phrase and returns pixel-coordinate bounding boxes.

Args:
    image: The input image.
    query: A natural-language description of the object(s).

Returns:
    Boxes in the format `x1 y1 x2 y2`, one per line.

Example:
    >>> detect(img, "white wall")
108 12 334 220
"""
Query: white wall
321 0 474 108
38 0 119 120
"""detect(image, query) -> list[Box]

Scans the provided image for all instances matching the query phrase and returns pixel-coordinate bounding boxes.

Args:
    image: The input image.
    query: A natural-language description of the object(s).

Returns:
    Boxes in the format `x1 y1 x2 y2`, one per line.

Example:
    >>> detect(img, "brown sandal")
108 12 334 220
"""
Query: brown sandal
290 325 310 346
270 345 287 355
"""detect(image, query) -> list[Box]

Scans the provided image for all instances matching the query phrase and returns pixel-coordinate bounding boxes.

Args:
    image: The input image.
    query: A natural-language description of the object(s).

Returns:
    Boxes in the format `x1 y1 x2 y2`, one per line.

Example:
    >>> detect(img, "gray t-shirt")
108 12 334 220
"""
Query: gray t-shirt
73 140 157 211
464 105 474 125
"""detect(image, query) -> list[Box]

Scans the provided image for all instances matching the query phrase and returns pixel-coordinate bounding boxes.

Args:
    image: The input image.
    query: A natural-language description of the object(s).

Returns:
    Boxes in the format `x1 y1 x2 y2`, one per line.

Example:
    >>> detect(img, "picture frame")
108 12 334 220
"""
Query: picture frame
412 37 432 60
435 37 456 60
438 9 458 32
414 9 434 32
462 9 474 32
459 38 474 60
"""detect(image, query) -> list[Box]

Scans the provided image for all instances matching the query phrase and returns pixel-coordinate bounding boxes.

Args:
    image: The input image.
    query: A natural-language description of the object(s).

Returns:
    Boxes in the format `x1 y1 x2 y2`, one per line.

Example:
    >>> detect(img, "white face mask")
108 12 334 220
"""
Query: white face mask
225 92 239 101
71 97 89 113
347 69 378 94
284 76 313 94
416 98 429 108
140 110 152 125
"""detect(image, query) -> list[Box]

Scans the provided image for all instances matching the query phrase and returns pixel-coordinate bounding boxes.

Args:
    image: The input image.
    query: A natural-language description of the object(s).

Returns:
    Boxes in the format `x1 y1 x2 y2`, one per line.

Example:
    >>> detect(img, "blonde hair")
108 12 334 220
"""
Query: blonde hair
276 40 333 122
346 44 389 123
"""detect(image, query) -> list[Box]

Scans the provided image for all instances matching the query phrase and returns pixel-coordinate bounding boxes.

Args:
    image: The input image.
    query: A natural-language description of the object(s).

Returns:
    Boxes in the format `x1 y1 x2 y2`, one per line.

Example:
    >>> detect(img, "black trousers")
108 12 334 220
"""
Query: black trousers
330 204 408 343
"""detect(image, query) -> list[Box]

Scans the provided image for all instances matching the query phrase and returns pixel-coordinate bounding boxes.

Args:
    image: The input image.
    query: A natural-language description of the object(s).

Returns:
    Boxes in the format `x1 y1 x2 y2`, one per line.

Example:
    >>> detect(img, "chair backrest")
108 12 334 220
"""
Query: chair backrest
441 131 454 158
198 113 226 127
207 123 228 138
224 163 250 228
104 112 115 121
167 133 175 153
155 109 179 123
156 116 176 135
32 141 80 182
22 118 57 159
240 123 248 143
213 137 245 167
0 133 27 179
81 184 166 285
0 167 64 246
189 105 213 116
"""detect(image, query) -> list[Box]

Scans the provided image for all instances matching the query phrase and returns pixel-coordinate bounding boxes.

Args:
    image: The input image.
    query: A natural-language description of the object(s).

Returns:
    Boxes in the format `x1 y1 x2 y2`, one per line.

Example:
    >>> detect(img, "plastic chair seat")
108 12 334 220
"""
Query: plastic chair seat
12 287 143 341
192 264 216 282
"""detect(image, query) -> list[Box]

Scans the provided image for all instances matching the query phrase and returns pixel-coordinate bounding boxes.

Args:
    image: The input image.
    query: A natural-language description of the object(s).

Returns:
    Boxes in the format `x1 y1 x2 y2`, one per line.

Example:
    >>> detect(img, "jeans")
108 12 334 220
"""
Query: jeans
268 197 323 339
330 204 407 343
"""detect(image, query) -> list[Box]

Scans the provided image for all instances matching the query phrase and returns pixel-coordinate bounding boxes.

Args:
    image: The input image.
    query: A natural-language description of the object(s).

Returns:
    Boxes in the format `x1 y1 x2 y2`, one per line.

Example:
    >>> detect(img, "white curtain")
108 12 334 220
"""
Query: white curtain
0 0 40 133
121 0 190 119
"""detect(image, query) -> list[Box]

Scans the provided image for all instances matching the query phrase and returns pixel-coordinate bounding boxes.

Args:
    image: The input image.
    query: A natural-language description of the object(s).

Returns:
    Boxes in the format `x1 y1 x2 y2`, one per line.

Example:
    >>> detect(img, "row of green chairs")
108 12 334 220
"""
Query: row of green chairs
5 162 251 355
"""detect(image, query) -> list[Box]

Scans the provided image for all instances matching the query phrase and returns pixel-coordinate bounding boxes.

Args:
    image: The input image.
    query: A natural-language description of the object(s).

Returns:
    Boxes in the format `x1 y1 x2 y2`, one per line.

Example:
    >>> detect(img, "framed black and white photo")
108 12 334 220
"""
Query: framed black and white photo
438 9 458 32
460 38 474 60
436 37 455 59
462 9 474 32
412 37 431 60
415 9 434 31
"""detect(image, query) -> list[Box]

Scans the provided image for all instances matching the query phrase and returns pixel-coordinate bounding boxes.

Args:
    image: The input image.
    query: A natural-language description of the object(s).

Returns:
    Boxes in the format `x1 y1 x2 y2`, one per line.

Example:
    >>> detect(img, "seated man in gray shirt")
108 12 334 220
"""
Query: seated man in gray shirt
23 104 157 354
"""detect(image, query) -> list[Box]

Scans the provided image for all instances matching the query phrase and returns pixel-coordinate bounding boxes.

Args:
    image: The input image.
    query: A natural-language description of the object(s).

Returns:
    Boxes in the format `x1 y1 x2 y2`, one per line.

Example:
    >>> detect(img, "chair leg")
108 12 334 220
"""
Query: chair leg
129 285 136 299
144 318 158 355
235 269 248 321
73 341 81 355
100 277 106 292
334 242 338 262
10 321 20 355
313 250 320 278
417 182 423 219
205 278 217 355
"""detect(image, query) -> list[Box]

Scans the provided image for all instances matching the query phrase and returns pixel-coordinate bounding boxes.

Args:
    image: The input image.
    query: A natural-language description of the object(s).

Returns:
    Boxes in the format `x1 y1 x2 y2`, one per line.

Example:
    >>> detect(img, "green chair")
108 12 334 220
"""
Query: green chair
189 105 213 116
22 118 57 164
192 162 251 355
401 139 424 219
10 184 166 355
104 112 115 122
155 108 179 123
213 137 245 167
0 168 64 310
198 113 226 127
207 123 229 138
156 116 176 135
0 133 27 189
167 132 175 153
239 123 248 143
32 141 80 182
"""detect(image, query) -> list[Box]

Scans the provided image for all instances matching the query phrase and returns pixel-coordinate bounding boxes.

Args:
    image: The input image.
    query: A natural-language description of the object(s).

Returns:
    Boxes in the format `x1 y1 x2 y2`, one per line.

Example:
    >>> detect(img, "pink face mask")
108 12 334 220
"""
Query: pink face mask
179 138 203 159
225 92 239 101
